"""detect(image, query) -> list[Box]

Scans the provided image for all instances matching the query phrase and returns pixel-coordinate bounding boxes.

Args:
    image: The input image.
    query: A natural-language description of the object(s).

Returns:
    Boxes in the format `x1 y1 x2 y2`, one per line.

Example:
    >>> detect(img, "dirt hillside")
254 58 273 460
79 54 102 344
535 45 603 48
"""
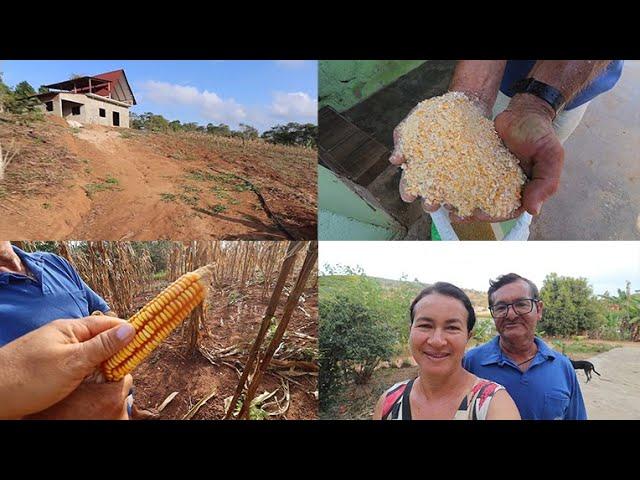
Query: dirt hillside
0 115 317 240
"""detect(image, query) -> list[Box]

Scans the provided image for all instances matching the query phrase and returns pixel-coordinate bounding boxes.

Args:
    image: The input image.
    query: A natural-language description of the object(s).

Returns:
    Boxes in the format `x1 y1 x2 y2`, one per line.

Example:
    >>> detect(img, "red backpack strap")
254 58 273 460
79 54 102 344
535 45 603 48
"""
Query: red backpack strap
381 381 410 420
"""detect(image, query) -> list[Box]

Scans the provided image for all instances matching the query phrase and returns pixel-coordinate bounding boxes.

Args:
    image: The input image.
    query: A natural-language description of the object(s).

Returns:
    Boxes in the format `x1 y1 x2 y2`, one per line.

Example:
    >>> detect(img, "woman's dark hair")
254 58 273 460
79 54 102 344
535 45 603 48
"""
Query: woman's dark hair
409 282 476 332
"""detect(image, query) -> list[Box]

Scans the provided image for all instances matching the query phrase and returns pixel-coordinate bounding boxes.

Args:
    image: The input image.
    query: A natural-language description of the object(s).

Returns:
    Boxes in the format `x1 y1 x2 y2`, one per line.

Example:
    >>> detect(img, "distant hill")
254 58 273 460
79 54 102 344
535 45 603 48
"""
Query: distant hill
320 274 489 310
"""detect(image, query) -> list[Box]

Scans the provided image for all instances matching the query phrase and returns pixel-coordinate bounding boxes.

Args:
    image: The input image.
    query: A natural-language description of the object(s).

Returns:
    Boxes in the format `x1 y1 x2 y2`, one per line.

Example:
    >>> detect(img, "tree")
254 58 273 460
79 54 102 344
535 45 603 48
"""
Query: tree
539 273 603 336
600 282 640 341
130 112 170 131
206 123 231 136
319 294 395 411
5 81 40 114
0 73 11 113
238 123 259 140
261 122 317 147
168 120 182 132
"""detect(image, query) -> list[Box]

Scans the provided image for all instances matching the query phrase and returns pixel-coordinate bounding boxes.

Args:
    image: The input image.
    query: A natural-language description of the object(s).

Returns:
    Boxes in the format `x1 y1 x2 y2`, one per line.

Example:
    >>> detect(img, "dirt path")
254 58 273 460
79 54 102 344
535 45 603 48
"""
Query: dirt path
580 347 640 419
66 126 285 240
0 119 316 240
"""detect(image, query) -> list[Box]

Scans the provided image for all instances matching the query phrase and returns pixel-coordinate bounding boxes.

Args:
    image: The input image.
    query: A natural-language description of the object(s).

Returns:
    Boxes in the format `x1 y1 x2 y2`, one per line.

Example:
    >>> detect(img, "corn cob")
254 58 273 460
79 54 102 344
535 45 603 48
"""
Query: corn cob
101 264 214 381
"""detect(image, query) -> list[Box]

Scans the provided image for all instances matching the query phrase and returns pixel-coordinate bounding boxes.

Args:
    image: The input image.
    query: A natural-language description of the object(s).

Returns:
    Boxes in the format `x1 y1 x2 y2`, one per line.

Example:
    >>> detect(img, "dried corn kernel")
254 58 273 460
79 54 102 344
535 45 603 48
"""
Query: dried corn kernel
101 264 213 381
398 91 527 218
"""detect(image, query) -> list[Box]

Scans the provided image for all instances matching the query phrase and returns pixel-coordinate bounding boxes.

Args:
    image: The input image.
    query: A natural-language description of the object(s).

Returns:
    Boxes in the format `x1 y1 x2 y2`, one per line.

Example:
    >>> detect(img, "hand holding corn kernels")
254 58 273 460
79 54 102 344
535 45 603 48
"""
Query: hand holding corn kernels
389 92 528 222
390 91 564 222
494 93 564 216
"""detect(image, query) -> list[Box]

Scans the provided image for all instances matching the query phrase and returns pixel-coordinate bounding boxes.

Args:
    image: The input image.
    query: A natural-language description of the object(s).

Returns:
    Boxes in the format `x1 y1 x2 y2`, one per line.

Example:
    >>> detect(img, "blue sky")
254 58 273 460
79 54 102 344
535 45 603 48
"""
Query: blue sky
0 60 317 132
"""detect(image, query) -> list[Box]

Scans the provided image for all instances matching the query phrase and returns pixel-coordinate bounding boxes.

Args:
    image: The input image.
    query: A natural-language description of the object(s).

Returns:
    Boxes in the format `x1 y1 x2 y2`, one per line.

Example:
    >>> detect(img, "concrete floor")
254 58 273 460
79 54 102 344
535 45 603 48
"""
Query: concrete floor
531 60 640 240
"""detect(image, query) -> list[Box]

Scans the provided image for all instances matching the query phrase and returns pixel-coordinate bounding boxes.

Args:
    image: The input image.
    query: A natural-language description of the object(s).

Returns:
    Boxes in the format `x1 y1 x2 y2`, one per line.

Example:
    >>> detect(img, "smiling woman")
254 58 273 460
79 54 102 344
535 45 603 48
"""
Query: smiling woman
372 282 521 420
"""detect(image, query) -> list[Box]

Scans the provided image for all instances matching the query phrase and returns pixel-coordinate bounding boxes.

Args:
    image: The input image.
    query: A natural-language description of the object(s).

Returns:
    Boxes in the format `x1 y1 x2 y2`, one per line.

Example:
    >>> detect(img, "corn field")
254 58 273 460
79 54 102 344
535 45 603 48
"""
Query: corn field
13 240 318 419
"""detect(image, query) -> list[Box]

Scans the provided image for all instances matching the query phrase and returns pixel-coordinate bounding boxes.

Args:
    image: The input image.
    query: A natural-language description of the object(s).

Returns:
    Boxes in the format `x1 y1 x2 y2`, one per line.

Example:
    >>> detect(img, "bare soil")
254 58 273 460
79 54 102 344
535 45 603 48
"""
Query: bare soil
127 279 318 420
0 116 317 240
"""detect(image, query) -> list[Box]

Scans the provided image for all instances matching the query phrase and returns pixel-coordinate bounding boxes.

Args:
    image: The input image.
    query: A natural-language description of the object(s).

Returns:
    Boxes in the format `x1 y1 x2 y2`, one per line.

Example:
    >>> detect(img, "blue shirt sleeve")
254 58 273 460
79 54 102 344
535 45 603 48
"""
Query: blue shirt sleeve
462 352 471 371
53 254 111 314
566 367 588 420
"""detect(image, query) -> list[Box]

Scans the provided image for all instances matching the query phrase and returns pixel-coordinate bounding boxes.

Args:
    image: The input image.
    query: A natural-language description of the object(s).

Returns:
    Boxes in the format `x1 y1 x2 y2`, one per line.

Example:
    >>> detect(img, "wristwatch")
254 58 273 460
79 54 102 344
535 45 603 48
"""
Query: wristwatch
509 78 566 116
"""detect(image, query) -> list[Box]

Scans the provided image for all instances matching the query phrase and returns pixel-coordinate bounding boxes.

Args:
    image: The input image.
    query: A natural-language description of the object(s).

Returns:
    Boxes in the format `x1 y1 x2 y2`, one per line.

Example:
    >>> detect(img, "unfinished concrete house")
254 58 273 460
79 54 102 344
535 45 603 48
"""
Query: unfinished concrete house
34 69 136 128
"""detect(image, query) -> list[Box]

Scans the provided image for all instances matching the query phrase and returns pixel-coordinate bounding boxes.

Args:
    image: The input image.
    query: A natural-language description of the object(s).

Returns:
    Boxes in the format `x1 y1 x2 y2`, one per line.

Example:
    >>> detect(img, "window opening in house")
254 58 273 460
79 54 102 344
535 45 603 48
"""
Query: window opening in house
99 108 106 117
45 101 53 112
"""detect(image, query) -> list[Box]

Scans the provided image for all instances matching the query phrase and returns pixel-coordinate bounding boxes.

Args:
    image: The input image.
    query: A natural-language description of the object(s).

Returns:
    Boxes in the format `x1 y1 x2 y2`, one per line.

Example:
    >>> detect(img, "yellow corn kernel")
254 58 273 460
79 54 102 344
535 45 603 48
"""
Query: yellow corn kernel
101 264 213 381
399 91 527 219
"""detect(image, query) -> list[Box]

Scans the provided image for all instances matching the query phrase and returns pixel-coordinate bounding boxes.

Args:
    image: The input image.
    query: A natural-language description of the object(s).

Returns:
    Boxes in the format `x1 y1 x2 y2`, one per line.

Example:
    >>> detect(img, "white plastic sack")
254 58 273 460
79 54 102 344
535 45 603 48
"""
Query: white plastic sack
429 206 532 241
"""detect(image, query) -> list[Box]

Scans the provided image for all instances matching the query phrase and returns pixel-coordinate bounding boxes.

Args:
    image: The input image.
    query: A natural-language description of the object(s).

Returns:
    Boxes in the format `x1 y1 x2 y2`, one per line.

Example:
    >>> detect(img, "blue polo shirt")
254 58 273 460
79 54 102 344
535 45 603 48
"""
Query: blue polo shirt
500 60 624 110
0 246 110 347
463 336 587 420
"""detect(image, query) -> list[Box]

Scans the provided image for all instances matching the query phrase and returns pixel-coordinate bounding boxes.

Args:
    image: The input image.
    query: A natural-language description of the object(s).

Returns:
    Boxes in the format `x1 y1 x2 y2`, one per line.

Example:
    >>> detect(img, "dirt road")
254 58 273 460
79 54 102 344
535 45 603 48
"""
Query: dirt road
579 347 640 419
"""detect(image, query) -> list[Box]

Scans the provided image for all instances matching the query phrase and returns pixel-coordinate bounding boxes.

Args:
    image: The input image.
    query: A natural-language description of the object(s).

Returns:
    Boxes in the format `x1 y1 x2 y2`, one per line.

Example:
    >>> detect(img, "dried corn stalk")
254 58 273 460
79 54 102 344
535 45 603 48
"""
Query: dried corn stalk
399 91 527 218
70 242 153 317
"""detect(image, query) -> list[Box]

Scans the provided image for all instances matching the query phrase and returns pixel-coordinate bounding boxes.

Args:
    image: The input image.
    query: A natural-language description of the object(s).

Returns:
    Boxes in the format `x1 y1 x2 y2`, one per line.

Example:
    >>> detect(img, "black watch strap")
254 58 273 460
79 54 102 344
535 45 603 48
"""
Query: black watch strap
509 78 566 115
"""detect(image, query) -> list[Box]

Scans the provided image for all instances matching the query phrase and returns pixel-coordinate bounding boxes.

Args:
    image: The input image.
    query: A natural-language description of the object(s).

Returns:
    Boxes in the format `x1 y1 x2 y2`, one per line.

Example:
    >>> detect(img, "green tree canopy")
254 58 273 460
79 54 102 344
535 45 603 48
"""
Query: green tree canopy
539 273 604 336
261 122 317 147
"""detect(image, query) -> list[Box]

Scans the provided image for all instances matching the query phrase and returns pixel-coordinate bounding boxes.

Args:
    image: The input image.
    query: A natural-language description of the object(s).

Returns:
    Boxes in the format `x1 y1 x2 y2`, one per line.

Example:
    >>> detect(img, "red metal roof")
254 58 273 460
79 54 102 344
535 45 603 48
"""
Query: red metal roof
94 69 137 105
42 69 137 105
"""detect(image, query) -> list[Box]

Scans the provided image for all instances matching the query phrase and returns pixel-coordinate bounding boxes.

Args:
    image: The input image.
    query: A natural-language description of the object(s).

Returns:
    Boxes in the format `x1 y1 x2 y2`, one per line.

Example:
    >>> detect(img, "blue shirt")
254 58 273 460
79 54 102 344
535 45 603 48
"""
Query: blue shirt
500 60 624 110
463 336 587 420
0 246 110 347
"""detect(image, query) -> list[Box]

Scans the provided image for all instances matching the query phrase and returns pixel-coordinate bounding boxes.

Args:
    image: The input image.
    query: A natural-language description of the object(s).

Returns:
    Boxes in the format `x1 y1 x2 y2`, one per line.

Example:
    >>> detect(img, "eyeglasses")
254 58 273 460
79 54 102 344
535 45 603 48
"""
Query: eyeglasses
489 298 538 318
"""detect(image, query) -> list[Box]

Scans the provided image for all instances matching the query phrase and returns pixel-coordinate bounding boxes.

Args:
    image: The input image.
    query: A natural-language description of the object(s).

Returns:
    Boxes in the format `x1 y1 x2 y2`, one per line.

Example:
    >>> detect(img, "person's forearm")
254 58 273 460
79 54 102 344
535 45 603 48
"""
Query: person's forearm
449 60 507 115
527 60 612 103
0 346 27 419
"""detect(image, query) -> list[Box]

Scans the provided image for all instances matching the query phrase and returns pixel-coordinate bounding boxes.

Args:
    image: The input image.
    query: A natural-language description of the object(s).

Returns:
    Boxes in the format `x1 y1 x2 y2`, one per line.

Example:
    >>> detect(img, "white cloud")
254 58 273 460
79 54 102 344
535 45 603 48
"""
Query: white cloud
137 80 246 124
136 81 318 131
275 60 310 68
270 91 317 119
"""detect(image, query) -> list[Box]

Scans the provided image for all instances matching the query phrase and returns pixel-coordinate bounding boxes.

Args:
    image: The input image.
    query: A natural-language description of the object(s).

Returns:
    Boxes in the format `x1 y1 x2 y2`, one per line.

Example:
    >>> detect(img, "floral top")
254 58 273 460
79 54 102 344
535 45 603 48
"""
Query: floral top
381 377 505 420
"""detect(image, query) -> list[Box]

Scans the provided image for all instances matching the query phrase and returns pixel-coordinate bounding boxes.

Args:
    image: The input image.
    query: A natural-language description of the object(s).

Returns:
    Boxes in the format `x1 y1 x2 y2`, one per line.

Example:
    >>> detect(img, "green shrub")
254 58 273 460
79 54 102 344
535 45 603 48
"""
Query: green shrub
319 295 395 412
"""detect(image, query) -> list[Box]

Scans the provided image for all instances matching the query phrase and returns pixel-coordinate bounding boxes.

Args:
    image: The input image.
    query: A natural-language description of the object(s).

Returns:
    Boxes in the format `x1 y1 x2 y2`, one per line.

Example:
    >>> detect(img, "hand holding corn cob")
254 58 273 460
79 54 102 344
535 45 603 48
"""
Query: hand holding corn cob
0 315 135 419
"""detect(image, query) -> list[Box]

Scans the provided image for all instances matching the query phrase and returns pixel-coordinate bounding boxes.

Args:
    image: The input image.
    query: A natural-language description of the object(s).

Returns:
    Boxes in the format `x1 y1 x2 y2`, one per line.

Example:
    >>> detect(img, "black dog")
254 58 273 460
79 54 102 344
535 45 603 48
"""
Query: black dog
570 359 601 382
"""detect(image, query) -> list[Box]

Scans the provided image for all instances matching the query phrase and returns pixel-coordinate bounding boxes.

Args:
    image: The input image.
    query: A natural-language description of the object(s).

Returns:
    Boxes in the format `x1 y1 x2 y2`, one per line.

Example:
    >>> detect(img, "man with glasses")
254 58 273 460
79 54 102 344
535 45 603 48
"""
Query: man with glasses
463 273 587 419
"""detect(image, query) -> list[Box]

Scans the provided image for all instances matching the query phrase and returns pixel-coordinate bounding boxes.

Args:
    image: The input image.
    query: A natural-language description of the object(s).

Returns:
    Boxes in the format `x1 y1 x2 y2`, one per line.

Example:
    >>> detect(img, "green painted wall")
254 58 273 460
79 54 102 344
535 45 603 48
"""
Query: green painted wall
318 165 403 240
319 60 426 112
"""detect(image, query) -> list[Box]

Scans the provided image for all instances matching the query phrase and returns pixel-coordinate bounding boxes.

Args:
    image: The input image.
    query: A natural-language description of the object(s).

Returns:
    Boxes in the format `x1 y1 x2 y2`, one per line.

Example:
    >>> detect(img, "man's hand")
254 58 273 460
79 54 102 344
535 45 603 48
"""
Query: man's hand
0 241 27 275
494 94 564 216
25 375 133 420
390 102 527 224
0 316 135 419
